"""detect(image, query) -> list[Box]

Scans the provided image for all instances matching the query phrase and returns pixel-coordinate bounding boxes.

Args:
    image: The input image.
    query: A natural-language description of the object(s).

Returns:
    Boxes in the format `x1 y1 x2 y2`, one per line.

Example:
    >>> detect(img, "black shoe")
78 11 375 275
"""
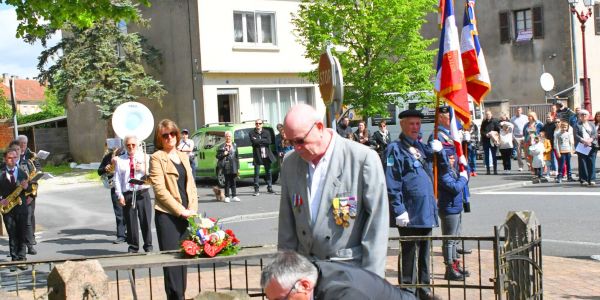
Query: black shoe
453 259 470 277
113 238 126 244
17 265 27 271
267 188 274 194
253 191 260 196
27 246 37 255
444 265 465 281
9 266 16 272
457 248 472 255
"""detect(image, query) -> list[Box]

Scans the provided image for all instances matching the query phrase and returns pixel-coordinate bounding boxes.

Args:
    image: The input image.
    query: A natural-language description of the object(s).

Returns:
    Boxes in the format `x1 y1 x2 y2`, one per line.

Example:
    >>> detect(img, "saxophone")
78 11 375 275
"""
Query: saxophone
0 157 37 214
101 148 120 189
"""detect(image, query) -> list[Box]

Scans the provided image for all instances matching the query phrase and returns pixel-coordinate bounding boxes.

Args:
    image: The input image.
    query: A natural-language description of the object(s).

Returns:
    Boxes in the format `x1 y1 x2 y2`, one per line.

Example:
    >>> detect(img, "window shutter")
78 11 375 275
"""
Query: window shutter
594 4 600 35
532 6 544 39
499 12 510 43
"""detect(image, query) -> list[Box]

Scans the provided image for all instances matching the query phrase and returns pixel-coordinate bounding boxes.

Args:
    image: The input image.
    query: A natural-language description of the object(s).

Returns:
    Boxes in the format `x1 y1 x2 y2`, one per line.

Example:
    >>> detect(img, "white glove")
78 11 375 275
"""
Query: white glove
430 140 443 153
395 212 410 227
459 170 469 179
458 155 468 166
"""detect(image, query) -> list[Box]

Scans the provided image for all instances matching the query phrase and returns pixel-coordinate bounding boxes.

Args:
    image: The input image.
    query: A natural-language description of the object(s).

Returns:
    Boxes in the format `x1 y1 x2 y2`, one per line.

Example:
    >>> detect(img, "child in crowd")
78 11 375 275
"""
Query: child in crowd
554 119 575 183
529 136 545 183
539 131 553 179
499 121 514 174
437 148 470 281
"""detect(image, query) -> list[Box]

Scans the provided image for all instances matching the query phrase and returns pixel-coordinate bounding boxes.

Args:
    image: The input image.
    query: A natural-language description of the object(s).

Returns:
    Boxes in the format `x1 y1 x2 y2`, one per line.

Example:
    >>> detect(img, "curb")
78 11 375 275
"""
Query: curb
470 181 530 193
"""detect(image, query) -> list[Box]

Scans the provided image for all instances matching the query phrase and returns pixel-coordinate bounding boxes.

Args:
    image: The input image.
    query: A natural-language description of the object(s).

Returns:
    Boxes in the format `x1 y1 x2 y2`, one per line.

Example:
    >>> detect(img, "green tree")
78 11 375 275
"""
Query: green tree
37 19 166 123
2 0 150 42
292 0 437 116
0 90 12 119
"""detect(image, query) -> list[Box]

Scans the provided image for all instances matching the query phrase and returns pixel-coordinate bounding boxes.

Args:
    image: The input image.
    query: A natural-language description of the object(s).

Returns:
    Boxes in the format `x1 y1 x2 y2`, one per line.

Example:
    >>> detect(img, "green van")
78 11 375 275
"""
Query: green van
191 121 280 187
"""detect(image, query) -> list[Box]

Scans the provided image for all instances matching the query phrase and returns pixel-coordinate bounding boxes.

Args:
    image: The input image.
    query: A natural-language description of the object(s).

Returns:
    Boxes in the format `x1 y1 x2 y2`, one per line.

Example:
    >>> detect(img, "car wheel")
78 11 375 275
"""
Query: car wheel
217 168 225 188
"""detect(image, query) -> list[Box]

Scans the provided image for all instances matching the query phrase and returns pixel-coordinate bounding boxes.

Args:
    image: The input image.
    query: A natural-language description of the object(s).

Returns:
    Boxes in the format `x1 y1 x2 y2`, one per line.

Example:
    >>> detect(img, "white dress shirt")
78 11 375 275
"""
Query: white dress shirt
307 133 337 224
113 151 150 199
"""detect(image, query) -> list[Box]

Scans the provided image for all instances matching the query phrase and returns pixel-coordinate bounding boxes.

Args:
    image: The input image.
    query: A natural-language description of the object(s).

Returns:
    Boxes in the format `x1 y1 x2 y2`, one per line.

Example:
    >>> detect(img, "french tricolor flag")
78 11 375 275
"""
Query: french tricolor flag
435 0 471 126
449 107 466 172
460 0 491 106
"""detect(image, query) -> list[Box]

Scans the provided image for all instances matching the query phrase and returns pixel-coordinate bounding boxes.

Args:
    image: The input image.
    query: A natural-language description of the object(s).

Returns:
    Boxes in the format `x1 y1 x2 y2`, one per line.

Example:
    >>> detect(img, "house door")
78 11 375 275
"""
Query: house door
217 89 239 123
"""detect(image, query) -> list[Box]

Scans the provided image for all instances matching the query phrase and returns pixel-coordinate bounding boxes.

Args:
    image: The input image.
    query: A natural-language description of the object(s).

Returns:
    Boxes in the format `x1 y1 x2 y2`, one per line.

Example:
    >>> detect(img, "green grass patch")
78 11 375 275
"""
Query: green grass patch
85 172 100 181
42 164 73 175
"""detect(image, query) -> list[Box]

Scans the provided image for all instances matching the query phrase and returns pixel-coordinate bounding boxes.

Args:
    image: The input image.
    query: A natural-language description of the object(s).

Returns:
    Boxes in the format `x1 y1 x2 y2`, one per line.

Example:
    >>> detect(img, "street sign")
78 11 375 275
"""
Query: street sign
319 52 335 105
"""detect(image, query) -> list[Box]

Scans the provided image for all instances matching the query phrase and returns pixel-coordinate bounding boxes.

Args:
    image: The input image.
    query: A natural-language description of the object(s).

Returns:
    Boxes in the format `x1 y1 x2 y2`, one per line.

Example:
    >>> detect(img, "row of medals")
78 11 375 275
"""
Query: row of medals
332 197 357 228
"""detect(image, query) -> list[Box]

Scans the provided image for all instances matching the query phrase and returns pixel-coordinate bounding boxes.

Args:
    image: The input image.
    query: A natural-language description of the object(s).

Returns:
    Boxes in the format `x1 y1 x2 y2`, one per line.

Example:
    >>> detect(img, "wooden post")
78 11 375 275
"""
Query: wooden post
432 96 441 200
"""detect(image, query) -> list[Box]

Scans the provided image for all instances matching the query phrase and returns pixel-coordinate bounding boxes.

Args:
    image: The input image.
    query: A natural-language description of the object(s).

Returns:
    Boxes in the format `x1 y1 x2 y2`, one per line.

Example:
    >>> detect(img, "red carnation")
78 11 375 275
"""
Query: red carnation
182 240 200 257
225 229 235 236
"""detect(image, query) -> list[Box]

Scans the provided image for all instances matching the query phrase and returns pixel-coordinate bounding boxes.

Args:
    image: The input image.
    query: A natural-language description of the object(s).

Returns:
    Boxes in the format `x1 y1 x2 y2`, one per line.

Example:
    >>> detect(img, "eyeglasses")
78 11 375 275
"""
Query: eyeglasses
161 131 177 139
281 280 300 300
290 122 317 146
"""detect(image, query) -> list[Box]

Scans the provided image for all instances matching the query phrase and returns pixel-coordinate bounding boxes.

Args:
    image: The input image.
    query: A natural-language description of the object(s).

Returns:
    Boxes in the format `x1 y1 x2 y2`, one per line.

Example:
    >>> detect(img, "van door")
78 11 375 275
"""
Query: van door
196 131 225 177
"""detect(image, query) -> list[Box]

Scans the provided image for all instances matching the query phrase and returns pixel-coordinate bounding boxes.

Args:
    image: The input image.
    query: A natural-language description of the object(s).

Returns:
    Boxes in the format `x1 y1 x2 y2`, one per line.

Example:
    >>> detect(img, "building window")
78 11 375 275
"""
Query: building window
499 12 510 44
594 4 600 35
514 9 533 42
532 6 544 39
233 11 276 44
251 87 313 126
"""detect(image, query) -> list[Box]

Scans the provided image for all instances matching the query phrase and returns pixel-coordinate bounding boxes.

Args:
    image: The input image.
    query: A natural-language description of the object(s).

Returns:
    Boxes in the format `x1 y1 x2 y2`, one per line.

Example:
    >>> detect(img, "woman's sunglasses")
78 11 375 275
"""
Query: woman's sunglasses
161 131 177 139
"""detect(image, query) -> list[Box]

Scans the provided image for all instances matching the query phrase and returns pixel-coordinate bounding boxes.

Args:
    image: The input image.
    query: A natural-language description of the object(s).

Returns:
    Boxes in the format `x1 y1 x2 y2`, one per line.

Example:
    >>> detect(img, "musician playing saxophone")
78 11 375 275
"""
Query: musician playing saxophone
17 135 40 255
98 142 127 244
0 146 33 268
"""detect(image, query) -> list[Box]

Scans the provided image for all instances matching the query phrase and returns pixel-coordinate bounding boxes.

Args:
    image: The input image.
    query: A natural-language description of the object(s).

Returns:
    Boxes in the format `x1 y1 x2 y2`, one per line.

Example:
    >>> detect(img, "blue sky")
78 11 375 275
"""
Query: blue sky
0 4 60 79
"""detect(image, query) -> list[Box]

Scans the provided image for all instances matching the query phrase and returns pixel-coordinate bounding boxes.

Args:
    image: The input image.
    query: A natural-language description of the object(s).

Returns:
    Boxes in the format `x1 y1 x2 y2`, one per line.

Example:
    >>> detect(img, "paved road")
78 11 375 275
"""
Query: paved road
7 158 600 263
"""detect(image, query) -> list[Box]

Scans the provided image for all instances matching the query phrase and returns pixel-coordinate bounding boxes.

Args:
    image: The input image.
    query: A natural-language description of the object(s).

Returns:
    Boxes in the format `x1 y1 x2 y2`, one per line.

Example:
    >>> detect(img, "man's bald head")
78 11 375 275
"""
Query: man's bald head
283 104 331 163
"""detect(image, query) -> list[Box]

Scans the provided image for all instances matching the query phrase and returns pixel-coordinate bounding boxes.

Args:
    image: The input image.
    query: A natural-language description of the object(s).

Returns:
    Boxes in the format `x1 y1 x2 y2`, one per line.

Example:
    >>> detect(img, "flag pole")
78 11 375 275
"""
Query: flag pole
433 95 441 200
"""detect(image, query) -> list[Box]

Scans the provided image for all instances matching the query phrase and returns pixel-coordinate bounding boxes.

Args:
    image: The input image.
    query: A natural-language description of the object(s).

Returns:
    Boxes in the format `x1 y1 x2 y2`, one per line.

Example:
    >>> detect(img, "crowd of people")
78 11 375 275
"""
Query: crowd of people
480 101 598 185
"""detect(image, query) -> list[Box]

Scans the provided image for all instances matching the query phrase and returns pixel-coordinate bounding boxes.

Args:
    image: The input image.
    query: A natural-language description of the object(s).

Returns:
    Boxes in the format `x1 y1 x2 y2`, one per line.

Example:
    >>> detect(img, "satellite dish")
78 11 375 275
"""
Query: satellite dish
112 102 155 140
540 73 555 92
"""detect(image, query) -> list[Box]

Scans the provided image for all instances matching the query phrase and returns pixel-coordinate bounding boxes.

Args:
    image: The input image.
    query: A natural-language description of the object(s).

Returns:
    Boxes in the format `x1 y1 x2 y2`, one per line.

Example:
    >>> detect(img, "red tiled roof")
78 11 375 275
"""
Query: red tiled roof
13 79 45 102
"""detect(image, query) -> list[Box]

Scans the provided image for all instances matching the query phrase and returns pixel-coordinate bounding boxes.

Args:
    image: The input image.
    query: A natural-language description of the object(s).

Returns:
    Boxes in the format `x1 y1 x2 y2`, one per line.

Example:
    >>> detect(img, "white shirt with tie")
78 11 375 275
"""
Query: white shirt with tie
113 151 150 200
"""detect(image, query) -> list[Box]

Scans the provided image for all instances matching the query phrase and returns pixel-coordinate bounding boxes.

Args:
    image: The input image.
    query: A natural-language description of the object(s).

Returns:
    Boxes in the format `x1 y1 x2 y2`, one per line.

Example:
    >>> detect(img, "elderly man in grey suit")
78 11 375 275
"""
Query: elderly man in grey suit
278 104 389 277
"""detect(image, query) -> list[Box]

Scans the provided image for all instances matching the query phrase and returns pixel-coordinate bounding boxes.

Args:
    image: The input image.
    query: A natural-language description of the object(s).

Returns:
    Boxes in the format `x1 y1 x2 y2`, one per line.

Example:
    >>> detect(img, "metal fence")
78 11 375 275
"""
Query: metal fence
0 224 542 299
509 104 553 120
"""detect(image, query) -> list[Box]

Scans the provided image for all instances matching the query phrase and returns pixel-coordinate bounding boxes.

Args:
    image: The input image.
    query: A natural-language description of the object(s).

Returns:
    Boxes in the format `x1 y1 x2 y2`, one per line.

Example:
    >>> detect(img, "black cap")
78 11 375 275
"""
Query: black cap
398 109 425 119
182 129 189 134
438 106 450 113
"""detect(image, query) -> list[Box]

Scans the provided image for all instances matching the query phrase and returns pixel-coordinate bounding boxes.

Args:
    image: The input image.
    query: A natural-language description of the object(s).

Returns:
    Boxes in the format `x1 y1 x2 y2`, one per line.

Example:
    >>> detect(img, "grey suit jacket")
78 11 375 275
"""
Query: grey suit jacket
278 132 389 277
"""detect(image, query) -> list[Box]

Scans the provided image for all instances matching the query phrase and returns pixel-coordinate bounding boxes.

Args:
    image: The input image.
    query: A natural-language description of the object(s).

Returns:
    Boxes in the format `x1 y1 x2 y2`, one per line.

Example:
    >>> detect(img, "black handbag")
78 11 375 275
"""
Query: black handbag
463 201 471 213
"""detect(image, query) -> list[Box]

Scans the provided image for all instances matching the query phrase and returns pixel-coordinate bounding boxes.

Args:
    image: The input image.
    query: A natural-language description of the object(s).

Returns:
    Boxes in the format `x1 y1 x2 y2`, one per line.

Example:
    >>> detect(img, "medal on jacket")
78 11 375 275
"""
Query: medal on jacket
292 193 303 212
408 147 422 160
332 196 356 228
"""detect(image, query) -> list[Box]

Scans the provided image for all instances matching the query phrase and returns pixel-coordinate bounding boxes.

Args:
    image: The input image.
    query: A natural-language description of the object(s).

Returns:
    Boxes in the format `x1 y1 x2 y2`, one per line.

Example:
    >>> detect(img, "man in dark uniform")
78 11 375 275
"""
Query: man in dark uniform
0 147 32 271
98 144 127 244
385 109 443 300
261 250 416 300
249 119 276 196
480 110 500 175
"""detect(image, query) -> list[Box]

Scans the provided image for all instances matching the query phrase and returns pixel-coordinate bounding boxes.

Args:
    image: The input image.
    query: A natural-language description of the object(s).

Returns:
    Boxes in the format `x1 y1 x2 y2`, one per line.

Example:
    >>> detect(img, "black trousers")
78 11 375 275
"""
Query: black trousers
500 148 512 171
155 210 189 300
123 189 153 253
4 206 29 261
224 174 237 197
398 227 433 297
24 197 36 246
110 188 126 239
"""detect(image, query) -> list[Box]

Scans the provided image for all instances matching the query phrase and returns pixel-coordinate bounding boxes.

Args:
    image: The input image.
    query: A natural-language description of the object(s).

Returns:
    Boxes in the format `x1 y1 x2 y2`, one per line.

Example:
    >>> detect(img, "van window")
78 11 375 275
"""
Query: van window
234 128 275 147
203 131 225 149
371 104 398 126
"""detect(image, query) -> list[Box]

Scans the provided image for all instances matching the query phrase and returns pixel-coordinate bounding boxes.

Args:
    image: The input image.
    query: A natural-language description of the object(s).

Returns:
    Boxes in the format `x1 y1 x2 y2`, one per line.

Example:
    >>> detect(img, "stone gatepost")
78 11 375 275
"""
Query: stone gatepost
47 260 108 299
504 211 541 299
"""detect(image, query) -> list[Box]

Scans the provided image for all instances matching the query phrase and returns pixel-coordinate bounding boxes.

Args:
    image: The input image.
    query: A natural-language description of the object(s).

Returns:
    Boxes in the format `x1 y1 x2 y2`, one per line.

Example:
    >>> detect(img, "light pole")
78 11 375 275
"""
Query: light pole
568 0 595 115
